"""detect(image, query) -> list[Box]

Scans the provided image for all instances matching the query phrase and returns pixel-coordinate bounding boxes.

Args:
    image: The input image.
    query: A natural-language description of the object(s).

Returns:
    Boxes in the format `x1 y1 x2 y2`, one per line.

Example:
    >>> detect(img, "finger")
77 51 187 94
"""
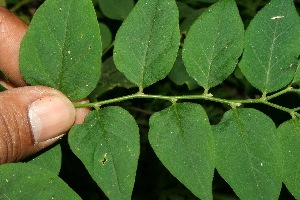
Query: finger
0 77 90 124
73 99 90 124
0 86 76 164
0 7 28 86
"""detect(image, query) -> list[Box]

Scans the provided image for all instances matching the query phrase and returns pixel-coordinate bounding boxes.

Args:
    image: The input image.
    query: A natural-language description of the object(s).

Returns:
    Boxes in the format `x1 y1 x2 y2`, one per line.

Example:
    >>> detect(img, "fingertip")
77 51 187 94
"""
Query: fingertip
0 86 77 163
28 95 76 143
74 99 91 124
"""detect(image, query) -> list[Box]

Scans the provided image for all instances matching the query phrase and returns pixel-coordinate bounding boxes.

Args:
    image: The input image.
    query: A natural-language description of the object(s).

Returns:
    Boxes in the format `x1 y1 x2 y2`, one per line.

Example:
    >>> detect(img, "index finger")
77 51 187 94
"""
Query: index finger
0 7 28 86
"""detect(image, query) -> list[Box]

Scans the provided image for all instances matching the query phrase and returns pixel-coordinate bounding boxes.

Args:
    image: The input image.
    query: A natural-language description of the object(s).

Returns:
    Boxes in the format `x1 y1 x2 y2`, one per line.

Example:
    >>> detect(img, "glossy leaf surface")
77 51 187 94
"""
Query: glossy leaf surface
213 108 282 200
98 0 134 20
239 0 300 94
20 0 102 101
114 0 180 89
182 0 244 90
69 107 140 200
149 103 215 200
277 119 300 199
0 163 80 199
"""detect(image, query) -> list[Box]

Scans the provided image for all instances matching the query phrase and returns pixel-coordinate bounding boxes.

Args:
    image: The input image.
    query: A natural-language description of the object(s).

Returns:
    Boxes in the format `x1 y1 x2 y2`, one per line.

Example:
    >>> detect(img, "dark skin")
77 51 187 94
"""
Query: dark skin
0 7 89 164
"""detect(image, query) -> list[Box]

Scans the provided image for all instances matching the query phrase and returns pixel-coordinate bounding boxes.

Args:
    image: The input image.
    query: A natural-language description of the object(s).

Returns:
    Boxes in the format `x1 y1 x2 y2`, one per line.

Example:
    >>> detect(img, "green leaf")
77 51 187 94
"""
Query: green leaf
27 144 61 175
168 50 199 90
89 57 136 101
177 1 195 19
192 0 219 2
0 163 80 199
20 0 102 101
149 103 215 200
277 118 300 199
69 106 140 200
180 8 206 33
293 59 300 83
213 108 282 200
0 84 6 91
99 23 112 51
114 0 180 89
182 0 244 91
98 0 134 20
239 0 300 94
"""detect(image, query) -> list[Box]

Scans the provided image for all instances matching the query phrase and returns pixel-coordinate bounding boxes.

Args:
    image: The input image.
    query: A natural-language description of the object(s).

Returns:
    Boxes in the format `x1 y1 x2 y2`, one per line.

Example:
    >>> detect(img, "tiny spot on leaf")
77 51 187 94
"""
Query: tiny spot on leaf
271 15 284 20
101 153 107 165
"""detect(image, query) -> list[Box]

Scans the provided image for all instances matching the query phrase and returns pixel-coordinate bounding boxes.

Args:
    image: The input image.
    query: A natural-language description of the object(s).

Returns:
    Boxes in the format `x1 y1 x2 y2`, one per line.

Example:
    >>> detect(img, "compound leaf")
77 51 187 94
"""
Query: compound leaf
149 103 215 200
20 0 102 101
98 0 134 20
182 0 244 91
277 119 300 199
239 0 300 94
213 108 282 200
0 163 80 199
69 107 140 200
114 0 180 89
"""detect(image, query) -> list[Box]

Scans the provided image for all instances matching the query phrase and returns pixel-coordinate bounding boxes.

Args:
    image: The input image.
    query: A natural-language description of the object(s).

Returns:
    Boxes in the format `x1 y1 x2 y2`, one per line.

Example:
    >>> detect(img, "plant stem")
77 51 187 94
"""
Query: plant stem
10 0 33 13
102 41 115 57
265 86 293 100
75 93 262 108
74 86 300 117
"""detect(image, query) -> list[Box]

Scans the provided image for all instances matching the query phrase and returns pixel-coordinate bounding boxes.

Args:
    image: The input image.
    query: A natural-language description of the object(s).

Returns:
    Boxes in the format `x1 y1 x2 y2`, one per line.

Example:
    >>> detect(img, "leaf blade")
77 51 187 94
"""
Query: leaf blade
182 0 244 90
149 103 215 200
239 0 300 94
98 0 134 20
0 163 80 199
213 108 282 200
277 119 300 199
20 0 102 101
113 0 180 89
27 144 61 175
69 107 140 200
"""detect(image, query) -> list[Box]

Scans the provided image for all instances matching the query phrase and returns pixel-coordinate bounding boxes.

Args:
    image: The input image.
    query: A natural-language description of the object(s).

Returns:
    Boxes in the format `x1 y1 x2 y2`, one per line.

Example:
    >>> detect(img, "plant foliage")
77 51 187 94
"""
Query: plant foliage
1 0 300 199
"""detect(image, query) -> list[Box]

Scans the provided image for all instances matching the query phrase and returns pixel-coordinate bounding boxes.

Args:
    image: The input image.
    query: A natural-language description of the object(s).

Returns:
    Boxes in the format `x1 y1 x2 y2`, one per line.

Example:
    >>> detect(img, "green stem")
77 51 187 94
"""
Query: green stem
74 86 299 117
290 88 300 93
265 86 293 101
10 0 33 13
102 40 115 57
74 93 262 108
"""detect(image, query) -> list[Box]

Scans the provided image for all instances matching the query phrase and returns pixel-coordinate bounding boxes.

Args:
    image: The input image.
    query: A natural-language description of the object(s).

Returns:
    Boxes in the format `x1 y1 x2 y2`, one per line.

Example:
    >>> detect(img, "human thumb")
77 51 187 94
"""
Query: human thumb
0 86 76 164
